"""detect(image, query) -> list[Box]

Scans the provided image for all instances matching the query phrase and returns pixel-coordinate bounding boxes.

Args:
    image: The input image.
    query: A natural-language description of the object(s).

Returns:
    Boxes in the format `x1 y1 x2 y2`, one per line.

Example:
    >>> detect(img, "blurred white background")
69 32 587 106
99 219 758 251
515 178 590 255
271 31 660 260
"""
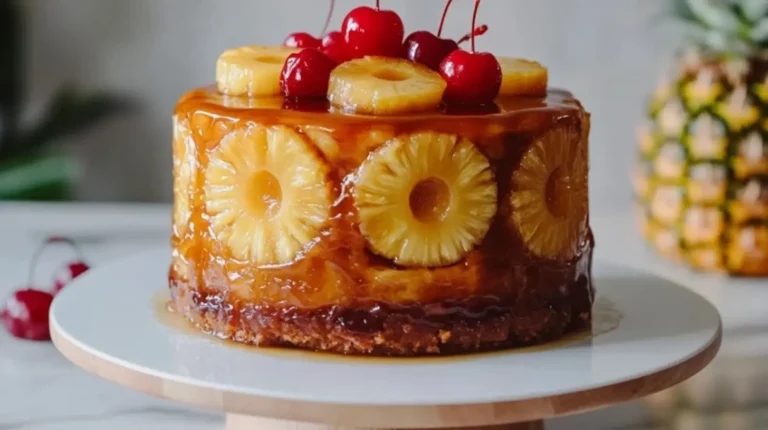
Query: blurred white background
23 0 683 207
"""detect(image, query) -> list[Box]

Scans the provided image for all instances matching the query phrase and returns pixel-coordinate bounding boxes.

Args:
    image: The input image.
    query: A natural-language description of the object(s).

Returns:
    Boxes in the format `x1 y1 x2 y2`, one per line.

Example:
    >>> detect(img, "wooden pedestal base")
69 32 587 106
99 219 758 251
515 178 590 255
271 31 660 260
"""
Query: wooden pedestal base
225 414 545 430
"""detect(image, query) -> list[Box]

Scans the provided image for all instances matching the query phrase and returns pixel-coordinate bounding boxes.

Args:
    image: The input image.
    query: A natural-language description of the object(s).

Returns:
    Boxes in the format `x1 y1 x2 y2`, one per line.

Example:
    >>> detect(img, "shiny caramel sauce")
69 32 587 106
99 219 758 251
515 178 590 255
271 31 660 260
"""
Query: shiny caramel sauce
176 85 582 126
173 87 589 305
154 289 620 363
170 85 593 354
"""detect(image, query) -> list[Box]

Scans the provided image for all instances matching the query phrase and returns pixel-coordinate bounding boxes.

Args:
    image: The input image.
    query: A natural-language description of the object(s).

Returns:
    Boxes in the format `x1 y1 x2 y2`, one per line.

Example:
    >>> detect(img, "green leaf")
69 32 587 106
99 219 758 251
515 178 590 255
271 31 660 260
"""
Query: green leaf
739 0 768 22
11 86 137 155
686 0 741 31
749 17 768 41
0 151 78 200
670 0 697 20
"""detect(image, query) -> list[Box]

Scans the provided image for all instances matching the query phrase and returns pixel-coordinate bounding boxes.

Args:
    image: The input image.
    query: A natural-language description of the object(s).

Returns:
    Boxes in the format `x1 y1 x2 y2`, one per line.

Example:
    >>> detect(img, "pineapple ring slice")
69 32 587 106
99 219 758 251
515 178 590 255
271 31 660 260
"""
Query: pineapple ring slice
204 125 331 266
497 57 548 96
172 116 196 235
216 46 299 96
328 56 447 115
510 124 588 260
355 132 497 267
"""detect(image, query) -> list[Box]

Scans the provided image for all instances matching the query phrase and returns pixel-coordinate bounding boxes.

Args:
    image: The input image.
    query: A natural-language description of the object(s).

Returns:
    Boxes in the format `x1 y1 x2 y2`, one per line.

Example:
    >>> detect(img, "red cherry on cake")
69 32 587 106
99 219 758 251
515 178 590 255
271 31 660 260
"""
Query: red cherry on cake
440 50 501 104
403 25 488 71
321 31 349 64
284 32 322 49
341 3 404 58
403 31 458 71
280 48 337 98
52 261 90 295
402 0 456 70
2 289 54 341
402 0 490 71
438 0 501 104
283 0 335 50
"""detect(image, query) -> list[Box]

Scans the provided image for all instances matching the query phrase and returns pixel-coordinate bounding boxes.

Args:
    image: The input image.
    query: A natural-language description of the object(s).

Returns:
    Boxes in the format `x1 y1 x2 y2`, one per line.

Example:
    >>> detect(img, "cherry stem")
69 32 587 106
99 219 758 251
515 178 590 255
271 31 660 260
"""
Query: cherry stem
471 0 481 53
457 24 488 45
375 0 380 10
26 236 85 287
437 0 453 38
321 0 335 37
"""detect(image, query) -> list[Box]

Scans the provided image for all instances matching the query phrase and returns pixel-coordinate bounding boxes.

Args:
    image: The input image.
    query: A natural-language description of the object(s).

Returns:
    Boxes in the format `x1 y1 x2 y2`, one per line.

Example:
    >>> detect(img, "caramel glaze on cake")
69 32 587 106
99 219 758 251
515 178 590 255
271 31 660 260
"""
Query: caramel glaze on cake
169 86 594 356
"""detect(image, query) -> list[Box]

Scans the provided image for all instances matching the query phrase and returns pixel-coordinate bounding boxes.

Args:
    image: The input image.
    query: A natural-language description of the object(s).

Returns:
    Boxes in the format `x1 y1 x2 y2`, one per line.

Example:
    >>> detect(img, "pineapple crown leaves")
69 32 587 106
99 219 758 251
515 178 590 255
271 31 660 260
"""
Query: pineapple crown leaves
672 0 768 55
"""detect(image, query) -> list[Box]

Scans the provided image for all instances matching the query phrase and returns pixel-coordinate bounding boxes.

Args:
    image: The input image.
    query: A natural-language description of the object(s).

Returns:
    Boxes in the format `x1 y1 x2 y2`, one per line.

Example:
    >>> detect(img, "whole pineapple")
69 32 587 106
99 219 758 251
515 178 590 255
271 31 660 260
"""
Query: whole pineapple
634 0 768 276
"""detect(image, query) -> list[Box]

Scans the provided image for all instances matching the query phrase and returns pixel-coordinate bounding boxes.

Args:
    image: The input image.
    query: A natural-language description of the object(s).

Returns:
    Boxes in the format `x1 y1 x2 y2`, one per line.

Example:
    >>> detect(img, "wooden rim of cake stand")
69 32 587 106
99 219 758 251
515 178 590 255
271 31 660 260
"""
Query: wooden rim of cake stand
49 249 722 430
52 326 720 429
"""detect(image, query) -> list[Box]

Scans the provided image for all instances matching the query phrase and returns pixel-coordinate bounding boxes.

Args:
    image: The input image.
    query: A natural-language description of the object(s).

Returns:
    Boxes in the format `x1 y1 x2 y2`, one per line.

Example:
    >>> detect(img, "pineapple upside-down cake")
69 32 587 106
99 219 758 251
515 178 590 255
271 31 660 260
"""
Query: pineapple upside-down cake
169 1 594 356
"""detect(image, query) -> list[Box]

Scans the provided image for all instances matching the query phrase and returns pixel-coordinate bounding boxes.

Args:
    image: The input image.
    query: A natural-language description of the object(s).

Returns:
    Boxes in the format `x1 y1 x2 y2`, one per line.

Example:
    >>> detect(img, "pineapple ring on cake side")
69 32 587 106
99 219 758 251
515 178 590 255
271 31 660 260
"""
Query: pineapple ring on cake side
172 116 196 235
354 132 497 267
511 124 588 260
204 125 331 266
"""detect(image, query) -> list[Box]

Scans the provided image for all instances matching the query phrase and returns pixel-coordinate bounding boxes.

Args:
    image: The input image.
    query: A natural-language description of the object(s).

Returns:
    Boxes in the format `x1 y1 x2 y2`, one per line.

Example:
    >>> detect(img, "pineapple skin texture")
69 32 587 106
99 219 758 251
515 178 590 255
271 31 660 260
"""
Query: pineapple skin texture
635 55 768 276
169 87 593 355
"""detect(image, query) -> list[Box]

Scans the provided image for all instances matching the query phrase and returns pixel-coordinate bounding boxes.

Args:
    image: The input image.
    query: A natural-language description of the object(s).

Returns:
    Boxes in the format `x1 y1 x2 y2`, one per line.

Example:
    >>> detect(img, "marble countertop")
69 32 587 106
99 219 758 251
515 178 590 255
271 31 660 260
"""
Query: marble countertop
1 202 767 430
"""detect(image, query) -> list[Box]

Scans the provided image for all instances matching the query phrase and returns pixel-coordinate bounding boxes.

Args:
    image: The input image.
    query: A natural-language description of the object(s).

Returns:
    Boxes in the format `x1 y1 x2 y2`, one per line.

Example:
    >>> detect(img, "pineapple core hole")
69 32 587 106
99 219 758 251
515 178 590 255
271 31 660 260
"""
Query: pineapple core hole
545 168 569 218
372 68 409 82
409 178 451 223
255 55 286 64
246 170 282 219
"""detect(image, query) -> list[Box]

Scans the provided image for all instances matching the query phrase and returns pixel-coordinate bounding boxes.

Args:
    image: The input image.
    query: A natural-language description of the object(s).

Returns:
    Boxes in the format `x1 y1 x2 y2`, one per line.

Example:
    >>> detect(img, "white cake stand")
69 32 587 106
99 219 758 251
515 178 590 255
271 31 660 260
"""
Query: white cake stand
50 247 721 430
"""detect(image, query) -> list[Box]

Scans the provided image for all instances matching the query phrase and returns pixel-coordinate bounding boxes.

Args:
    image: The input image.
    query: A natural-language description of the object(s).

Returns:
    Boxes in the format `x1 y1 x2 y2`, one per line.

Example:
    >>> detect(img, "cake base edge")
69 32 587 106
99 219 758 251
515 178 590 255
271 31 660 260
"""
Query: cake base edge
168 272 593 357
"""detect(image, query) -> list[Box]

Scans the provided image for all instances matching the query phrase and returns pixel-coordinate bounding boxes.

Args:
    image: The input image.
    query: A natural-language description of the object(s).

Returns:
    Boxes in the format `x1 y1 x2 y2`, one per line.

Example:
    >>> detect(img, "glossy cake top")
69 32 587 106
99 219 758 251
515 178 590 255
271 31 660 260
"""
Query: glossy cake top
177 86 583 124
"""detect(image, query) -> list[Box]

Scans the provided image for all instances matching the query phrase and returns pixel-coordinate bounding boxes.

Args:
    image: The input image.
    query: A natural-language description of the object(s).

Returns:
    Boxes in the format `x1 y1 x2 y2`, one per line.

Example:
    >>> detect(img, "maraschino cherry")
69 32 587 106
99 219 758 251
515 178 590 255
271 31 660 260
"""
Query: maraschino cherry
284 32 322 49
341 0 404 58
402 0 457 70
403 0 489 71
53 261 90 295
439 0 501 105
1 236 89 341
2 289 54 341
30 236 91 295
403 26 488 71
284 0 336 49
281 48 337 98
321 31 349 64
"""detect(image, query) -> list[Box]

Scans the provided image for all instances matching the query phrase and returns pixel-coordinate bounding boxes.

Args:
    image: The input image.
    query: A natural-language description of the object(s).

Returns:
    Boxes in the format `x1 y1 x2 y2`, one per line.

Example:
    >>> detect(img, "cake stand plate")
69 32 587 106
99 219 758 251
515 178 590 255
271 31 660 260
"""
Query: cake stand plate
50 247 721 429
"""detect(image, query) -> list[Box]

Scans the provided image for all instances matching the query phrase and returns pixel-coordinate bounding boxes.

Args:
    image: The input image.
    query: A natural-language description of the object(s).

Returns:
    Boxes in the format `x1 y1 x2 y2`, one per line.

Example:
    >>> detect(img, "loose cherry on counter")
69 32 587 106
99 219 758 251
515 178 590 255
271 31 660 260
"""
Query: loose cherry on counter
2 289 55 341
53 261 90 295
322 31 349 64
28 236 90 295
341 0 404 58
439 0 501 105
280 48 337 98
